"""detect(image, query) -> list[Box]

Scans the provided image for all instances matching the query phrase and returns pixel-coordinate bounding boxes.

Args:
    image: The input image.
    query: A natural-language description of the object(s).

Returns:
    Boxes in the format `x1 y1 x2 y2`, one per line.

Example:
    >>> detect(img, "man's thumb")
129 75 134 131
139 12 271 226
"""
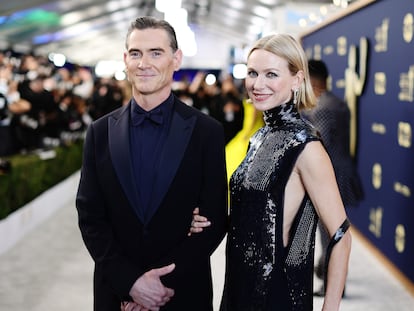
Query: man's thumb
156 263 175 276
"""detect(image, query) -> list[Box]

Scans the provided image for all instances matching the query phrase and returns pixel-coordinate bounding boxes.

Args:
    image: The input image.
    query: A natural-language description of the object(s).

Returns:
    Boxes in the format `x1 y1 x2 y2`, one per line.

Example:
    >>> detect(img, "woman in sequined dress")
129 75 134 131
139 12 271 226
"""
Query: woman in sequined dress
190 34 351 311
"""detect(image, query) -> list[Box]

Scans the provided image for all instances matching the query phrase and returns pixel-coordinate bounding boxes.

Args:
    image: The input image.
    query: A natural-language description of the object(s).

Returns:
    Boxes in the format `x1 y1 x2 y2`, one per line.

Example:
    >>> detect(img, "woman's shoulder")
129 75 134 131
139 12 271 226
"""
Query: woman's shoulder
293 119 321 144
298 140 330 171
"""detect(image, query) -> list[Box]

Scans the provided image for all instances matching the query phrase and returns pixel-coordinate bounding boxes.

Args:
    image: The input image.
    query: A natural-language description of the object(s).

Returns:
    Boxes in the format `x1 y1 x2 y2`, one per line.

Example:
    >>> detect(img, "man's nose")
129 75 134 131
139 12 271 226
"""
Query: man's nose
138 54 150 68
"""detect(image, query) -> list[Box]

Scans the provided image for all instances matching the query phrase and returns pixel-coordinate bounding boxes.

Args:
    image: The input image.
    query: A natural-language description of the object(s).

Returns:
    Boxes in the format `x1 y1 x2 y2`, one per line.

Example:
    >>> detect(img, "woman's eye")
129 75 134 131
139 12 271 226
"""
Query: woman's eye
247 71 257 77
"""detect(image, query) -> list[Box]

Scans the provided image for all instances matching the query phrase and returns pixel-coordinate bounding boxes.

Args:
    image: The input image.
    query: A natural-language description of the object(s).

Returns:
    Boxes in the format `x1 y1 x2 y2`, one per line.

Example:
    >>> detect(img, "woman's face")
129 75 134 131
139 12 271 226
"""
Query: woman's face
245 49 299 111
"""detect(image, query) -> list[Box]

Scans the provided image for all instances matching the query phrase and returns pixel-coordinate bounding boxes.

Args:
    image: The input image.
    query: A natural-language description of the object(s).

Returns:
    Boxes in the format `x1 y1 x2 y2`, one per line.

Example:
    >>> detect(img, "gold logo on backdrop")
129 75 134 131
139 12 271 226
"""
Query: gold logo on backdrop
345 37 368 157
371 123 386 134
398 122 412 148
313 44 322 60
395 224 406 253
399 65 414 102
375 18 389 52
327 75 333 91
336 79 345 89
372 163 382 189
305 47 313 59
337 36 347 56
369 207 383 238
394 182 411 197
323 45 334 55
374 72 386 95
403 13 414 43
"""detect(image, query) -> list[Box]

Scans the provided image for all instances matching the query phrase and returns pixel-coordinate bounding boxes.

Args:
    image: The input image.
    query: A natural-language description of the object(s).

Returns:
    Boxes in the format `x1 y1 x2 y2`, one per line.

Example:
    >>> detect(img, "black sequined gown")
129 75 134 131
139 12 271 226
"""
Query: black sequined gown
220 102 321 311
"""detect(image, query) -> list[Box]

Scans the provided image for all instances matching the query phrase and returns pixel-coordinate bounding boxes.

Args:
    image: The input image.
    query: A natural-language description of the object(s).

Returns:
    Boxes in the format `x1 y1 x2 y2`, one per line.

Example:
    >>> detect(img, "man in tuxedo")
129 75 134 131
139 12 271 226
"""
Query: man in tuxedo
76 16 228 311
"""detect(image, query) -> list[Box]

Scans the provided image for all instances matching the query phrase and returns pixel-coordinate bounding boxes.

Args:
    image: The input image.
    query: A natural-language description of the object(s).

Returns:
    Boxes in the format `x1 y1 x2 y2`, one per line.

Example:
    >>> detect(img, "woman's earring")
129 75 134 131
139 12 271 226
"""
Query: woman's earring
293 89 299 105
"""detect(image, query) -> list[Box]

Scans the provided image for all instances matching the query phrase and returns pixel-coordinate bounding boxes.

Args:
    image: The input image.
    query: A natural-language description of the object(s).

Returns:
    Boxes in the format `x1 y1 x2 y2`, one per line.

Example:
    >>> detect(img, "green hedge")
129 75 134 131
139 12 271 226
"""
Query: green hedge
0 140 84 220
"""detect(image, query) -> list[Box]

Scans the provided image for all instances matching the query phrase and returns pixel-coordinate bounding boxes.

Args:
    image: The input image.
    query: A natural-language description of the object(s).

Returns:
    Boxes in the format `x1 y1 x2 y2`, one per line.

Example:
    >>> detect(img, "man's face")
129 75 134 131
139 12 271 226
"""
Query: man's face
124 28 182 99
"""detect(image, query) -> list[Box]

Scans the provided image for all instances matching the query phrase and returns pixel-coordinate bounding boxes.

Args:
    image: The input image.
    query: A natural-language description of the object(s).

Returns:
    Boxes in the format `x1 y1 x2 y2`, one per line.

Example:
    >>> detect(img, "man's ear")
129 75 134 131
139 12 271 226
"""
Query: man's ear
173 49 183 71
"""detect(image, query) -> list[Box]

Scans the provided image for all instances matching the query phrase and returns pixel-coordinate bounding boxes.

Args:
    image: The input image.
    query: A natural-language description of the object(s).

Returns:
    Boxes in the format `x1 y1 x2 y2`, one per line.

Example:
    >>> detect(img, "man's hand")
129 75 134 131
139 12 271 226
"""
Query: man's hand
129 263 175 311
121 301 149 311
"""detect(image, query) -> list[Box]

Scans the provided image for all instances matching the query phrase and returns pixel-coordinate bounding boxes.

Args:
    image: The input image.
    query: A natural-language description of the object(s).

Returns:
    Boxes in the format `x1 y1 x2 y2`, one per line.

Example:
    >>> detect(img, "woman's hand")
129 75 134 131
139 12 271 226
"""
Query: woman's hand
188 207 211 236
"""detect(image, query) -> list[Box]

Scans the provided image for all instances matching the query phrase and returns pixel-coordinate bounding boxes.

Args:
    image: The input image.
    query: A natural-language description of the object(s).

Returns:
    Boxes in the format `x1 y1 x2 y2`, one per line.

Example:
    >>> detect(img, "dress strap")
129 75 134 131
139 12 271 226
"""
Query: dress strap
323 218 351 290
327 218 350 250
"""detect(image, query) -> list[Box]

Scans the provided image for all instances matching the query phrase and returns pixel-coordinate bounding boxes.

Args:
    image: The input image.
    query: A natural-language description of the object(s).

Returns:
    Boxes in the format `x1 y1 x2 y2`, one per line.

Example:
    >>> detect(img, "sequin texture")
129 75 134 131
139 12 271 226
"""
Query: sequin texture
220 101 321 311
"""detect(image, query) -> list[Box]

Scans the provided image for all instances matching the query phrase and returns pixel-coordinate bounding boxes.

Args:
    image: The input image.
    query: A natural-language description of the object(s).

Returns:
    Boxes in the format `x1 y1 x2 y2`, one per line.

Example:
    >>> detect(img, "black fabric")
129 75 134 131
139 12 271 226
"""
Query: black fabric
0 93 7 120
76 96 228 310
129 95 173 220
220 102 321 311
132 105 163 126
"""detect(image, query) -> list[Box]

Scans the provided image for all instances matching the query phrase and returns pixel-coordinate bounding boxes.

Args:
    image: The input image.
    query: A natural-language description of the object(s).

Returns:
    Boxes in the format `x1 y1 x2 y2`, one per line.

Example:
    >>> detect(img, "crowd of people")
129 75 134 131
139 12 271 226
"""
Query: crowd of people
176 71 244 144
0 49 245 158
0 51 135 157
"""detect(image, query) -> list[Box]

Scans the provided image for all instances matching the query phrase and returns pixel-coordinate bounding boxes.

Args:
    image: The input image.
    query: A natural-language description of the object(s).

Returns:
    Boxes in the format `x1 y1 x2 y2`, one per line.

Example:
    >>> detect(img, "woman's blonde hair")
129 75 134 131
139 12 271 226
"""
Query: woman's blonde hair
248 33 316 110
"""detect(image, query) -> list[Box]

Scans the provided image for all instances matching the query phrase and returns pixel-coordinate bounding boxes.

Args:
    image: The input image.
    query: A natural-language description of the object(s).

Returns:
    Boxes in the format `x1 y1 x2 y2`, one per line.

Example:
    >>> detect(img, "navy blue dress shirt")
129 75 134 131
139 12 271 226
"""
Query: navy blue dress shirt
129 94 173 219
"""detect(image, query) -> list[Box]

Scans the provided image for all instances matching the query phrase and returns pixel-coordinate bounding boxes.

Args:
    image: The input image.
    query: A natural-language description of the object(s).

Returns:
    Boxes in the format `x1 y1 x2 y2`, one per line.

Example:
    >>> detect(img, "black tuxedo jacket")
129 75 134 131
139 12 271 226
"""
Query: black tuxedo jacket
76 96 228 310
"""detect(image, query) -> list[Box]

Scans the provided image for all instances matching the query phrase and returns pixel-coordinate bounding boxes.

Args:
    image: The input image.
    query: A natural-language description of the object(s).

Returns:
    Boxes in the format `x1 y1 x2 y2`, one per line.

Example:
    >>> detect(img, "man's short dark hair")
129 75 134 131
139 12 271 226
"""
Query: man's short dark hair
125 16 178 52
308 59 329 81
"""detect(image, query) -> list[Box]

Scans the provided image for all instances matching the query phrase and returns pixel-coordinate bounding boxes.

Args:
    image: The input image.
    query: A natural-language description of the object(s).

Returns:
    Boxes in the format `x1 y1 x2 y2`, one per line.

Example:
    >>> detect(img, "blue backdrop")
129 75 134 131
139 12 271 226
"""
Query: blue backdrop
301 0 414 284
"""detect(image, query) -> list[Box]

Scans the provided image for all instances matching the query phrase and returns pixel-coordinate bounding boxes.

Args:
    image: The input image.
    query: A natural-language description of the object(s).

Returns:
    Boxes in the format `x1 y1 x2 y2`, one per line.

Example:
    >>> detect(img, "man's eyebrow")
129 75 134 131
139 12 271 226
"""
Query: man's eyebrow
127 48 165 53
149 47 165 52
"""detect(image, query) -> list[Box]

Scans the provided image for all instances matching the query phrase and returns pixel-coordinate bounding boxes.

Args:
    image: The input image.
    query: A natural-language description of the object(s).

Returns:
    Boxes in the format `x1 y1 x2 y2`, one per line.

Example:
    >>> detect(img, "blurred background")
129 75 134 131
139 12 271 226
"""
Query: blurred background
0 0 355 72
1 0 414 310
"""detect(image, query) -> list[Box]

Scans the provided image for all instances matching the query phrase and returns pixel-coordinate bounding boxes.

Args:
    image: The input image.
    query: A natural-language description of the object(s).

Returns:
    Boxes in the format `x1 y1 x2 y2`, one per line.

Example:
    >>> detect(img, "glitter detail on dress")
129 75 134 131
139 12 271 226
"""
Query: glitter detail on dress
220 101 321 311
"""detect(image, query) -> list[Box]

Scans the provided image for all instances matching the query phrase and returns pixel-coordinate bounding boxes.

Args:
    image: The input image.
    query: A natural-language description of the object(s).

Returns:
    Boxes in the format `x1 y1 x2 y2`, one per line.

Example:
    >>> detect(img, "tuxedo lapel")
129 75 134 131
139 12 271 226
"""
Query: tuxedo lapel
146 104 197 222
108 104 144 222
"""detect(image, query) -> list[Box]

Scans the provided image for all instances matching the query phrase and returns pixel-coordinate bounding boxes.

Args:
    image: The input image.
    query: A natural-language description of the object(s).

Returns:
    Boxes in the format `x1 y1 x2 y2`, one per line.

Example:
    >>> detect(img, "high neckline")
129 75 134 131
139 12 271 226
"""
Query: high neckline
263 100 301 128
